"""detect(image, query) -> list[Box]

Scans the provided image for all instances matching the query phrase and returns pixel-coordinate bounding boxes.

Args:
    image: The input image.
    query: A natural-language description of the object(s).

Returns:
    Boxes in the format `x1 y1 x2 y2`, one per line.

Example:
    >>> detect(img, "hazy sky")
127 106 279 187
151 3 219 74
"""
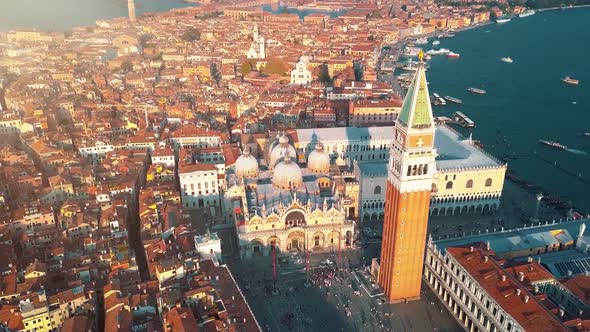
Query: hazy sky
0 0 192 32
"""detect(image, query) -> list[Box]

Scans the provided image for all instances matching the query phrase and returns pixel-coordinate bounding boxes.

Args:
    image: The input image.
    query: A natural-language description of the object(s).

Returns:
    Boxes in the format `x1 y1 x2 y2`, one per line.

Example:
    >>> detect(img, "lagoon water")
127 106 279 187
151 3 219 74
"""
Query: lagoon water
425 8 590 212
0 0 193 32
1 1 588 211
0 1 346 32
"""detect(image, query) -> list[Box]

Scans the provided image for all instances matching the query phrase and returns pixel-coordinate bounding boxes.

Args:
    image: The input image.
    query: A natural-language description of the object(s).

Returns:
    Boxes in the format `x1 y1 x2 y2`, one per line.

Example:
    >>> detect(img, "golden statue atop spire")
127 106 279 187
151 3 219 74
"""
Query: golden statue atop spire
418 50 424 63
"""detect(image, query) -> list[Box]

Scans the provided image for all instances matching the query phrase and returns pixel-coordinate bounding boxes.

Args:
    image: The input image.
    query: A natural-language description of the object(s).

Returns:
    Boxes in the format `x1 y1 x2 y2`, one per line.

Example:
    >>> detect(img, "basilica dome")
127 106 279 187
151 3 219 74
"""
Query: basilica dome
235 149 259 178
269 135 297 169
307 143 330 173
272 155 303 189
269 132 282 151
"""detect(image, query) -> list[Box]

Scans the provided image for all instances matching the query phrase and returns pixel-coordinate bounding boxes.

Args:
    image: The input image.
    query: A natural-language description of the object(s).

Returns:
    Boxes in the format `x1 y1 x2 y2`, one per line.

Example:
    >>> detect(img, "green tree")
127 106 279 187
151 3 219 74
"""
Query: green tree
121 61 133 73
317 64 332 83
240 61 254 76
262 58 287 76
370 10 383 18
139 33 153 48
181 27 201 42
490 10 498 20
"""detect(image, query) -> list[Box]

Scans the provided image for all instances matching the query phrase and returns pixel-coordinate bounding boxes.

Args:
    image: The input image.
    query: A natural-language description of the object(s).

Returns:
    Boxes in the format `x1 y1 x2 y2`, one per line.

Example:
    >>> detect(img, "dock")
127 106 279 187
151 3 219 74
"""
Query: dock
452 112 475 128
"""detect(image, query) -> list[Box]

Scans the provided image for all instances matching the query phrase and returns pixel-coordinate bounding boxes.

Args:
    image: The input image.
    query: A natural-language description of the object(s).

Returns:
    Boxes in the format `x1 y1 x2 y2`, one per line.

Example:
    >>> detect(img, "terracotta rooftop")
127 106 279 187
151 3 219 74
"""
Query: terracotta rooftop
447 244 569 332
562 275 590 307
163 307 200 332
200 260 261 332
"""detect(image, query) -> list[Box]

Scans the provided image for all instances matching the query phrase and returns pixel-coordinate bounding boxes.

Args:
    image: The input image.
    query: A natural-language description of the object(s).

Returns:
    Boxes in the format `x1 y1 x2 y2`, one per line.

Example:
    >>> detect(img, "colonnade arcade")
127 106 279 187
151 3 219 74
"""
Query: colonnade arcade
240 207 354 259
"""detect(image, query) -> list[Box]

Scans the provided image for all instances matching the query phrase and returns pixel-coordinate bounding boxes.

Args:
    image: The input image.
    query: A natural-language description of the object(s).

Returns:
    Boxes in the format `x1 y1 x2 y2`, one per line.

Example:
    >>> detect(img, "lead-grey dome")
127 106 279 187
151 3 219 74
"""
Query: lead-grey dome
269 134 297 169
307 143 330 173
272 155 303 189
235 149 259 178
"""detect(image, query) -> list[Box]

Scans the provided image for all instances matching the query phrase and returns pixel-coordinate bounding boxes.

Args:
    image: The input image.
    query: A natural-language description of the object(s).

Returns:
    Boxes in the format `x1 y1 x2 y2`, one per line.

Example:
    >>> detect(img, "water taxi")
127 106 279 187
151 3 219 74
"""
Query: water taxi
501 57 513 63
519 9 535 18
562 76 579 85
444 96 463 104
447 51 460 58
539 140 567 150
496 18 511 23
467 87 486 94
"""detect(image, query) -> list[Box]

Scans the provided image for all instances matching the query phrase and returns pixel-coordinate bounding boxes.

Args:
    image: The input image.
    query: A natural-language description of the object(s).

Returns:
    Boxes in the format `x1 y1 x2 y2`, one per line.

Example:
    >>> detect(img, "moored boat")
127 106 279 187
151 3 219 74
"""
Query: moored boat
415 37 428 45
519 9 535 17
402 62 419 71
444 96 463 104
426 48 450 56
432 93 447 106
584 132 590 137
432 40 440 46
467 87 486 94
539 140 568 150
501 57 513 63
496 18 511 23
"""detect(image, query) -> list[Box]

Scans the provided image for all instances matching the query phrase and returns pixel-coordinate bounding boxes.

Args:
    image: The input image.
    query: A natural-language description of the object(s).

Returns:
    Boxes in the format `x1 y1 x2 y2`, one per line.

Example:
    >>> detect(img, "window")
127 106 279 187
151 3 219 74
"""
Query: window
485 178 493 187
446 181 453 189
466 179 473 188
374 186 381 195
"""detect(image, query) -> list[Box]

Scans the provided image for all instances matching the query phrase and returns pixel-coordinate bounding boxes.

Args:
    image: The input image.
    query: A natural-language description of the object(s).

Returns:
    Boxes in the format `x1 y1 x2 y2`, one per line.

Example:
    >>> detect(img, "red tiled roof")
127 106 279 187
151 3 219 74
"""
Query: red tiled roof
163 307 200 332
563 275 590 307
179 162 217 174
447 244 569 332
200 260 261 332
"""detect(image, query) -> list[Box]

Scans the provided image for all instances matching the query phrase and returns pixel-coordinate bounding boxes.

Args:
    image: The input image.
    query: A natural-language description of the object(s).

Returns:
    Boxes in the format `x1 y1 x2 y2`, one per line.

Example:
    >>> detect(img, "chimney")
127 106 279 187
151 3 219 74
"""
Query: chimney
516 289 521 296
486 241 491 251
518 271 525 282
501 275 506 282
469 246 474 253
484 256 489 263
559 309 565 317
527 256 533 263
524 295 529 303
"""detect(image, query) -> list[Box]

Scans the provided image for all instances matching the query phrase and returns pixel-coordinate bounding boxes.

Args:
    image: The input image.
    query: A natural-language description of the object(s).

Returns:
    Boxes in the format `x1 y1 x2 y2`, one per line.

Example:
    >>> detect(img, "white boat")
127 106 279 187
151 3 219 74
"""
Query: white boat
467 87 486 95
562 76 579 85
519 9 535 17
432 40 440 46
496 18 511 23
426 48 450 56
501 57 513 63
415 37 428 45
447 51 460 58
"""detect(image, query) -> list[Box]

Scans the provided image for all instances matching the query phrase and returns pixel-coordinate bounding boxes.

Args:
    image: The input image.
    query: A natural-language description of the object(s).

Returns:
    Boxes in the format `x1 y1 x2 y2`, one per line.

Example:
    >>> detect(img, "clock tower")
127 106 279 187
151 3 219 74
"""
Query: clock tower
378 55 436 303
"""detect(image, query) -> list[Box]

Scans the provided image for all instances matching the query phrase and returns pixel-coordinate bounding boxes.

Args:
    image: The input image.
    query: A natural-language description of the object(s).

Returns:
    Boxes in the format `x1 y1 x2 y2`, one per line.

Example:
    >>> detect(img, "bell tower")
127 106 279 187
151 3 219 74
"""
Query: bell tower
128 0 136 23
378 52 436 303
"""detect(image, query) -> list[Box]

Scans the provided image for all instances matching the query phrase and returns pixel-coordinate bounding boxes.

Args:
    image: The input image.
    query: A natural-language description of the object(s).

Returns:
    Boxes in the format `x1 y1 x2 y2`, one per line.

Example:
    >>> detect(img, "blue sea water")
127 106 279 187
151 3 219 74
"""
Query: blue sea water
0 0 194 32
425 8 590 212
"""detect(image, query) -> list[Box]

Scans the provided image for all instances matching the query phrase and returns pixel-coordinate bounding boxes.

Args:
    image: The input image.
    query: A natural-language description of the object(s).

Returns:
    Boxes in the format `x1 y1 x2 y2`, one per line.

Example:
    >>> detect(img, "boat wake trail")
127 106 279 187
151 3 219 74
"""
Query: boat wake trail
567 148 589 155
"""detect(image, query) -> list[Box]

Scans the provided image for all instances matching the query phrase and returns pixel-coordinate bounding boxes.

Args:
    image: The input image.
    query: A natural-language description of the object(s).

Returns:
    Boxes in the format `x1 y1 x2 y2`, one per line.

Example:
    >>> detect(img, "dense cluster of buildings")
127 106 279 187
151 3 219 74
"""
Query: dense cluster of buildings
0 0 531 330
